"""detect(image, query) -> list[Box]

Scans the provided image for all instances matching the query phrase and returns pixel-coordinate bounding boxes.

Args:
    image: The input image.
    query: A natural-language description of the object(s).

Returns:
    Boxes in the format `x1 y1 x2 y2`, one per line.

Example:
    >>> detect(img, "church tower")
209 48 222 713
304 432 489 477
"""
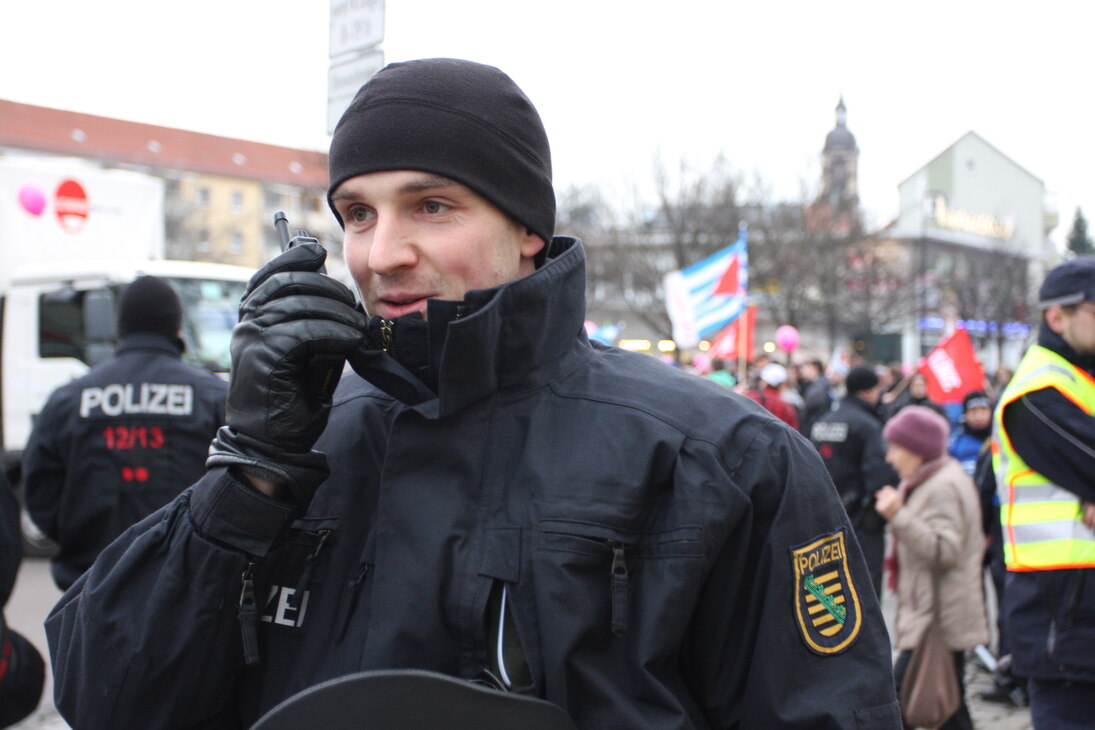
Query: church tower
821 96 859 212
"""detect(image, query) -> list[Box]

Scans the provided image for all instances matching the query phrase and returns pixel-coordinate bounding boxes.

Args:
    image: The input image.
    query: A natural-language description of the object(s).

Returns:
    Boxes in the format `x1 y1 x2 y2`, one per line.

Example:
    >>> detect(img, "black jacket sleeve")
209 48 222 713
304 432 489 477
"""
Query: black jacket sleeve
21 388 70 540
1002 387 1095 503
45 468 297 729
684 420 901 728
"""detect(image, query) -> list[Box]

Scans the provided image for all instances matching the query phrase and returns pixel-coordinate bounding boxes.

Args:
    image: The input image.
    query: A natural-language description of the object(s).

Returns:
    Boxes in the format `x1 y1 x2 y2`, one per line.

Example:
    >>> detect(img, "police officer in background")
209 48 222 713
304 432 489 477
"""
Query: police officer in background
22 276 227 590
0 469 44 728
993 256 1095 729
811 365 899 597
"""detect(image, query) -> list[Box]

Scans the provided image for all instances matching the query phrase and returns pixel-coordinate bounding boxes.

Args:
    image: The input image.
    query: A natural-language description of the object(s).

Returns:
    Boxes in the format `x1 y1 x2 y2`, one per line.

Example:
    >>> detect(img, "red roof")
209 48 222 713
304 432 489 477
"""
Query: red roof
0 99 329 189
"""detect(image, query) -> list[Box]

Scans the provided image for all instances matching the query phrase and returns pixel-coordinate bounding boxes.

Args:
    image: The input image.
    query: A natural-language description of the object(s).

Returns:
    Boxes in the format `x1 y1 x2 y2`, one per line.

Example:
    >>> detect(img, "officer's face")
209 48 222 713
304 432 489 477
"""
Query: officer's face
333 170 545 320
1048 301 1095 356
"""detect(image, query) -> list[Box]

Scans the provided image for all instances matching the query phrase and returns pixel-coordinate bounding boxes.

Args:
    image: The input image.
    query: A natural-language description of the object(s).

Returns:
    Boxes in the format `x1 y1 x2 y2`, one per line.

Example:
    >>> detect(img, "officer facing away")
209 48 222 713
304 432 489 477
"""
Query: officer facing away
810 365 899 598
23 276 227 590
993 256 1095 729
47 59 901 728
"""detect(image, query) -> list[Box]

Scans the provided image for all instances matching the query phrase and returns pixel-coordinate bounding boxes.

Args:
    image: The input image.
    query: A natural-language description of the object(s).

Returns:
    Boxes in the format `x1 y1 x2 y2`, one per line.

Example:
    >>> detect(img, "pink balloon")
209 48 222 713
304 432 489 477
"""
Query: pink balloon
774 325 800 353
18 184 46 216
692 352 711 374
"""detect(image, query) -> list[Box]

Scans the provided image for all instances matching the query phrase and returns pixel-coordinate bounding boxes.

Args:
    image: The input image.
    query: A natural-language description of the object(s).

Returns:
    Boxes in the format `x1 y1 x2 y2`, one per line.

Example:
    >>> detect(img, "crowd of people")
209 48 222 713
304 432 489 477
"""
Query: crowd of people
0 57 1092 730
686 256 1095 729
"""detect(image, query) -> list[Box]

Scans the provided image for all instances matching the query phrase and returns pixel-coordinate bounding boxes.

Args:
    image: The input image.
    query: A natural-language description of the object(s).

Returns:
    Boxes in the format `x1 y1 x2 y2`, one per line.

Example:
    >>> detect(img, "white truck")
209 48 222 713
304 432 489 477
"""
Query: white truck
0 155 254 548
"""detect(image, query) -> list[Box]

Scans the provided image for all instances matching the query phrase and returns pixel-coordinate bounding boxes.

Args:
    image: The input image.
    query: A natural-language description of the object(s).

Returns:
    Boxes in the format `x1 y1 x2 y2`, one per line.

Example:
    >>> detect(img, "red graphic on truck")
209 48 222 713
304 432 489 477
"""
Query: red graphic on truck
54 179 89 233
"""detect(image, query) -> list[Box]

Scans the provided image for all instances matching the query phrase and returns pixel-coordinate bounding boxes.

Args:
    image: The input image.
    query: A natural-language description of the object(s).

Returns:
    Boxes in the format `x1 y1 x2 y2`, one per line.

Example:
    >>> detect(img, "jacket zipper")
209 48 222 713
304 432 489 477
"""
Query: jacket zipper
380 319 394 355
1046 573 1059 660
541 530 631 637
292 528 331 601
239 559 260 666
608 540 630 636
338 562 371 642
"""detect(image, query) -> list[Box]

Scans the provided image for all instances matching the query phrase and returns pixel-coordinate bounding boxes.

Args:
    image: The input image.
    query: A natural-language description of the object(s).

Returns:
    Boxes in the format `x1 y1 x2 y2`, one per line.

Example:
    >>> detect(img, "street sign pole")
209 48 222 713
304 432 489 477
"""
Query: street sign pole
327 0 386 135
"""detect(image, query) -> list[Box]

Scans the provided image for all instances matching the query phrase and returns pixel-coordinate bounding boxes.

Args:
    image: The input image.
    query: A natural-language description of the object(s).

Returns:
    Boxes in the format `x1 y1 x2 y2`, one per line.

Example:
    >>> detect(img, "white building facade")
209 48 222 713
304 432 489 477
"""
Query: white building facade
882 131 1059 372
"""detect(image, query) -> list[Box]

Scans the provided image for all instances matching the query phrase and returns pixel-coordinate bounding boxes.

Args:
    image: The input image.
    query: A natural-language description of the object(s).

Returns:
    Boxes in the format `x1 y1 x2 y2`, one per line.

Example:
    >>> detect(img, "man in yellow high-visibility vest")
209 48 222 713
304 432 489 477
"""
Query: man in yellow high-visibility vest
993 255 1095 730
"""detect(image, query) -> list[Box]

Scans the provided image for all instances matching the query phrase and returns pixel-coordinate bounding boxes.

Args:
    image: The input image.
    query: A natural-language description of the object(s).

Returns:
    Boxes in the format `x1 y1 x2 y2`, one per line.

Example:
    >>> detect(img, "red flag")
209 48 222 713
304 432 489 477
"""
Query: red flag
711 256 740 297
710 306 756 360
917 328 985 404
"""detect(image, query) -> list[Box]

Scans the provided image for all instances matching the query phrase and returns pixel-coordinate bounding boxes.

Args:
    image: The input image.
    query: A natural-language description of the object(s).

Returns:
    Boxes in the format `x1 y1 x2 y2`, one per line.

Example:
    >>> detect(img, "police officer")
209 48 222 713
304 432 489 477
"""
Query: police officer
23 276 227 590
47 59 901 728
811 365 899 597
993 256 1095 729
0 469 45 728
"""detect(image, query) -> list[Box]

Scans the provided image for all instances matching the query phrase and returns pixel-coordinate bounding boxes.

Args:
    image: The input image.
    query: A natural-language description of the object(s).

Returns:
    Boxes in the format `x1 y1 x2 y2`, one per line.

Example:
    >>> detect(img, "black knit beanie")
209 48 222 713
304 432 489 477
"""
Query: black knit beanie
327 58 556 253
845 366 880 395
118 276 182 338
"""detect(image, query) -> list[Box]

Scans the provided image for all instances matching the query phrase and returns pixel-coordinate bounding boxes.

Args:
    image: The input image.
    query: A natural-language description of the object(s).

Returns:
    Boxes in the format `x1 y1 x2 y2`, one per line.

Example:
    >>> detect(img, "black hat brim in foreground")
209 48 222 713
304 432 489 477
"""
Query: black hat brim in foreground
250 669 577 730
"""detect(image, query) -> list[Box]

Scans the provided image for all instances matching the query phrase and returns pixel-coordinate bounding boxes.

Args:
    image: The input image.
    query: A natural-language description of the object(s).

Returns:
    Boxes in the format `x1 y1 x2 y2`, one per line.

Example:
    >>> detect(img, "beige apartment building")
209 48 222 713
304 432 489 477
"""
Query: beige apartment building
0 98 333 271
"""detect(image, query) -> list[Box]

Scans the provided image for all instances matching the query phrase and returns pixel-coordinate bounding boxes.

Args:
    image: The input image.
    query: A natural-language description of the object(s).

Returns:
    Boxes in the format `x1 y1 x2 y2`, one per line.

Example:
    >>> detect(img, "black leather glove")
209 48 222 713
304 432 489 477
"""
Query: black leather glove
207 243 366 507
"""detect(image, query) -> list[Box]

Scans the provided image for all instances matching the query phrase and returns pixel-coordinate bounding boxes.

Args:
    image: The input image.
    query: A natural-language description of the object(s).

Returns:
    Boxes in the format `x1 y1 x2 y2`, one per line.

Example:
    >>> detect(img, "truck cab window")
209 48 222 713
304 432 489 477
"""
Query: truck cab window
38 289 86 362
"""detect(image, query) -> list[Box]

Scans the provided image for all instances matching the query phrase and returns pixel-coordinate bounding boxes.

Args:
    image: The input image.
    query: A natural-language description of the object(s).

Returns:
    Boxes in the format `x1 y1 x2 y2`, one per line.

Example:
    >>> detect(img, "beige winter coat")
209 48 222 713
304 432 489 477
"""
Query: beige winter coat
889 458 989 651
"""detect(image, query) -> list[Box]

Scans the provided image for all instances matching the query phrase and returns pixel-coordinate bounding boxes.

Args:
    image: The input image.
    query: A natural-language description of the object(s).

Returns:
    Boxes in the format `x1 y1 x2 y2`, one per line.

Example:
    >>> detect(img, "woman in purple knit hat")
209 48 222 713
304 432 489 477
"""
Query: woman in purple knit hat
875 405 989 729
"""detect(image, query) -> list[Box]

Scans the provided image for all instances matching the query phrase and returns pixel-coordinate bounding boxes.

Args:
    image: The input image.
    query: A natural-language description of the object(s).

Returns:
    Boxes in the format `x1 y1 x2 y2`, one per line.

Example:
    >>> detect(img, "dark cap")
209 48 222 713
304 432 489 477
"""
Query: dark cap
845 365 880 394
118 276 182 338
327 58 555 260
1038 256 1095 308
962 390 992 412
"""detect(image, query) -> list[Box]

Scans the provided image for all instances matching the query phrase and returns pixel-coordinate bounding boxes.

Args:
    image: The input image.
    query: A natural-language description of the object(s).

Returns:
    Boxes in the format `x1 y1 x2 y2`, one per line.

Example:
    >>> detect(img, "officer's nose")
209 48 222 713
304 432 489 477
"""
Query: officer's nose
367 214 419 276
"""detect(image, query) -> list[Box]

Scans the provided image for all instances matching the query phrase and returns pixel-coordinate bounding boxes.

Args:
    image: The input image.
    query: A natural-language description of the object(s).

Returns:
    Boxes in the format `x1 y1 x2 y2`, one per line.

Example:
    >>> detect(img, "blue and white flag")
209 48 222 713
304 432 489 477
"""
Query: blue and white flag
663 224 748 347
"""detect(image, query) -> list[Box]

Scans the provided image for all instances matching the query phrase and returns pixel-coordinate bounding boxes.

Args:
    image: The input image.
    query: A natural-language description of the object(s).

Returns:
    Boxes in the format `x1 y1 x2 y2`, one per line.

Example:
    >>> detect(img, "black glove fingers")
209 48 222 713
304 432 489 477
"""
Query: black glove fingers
244 243 328 297
247 295 369 331
243 271 359 315
272 322 369 362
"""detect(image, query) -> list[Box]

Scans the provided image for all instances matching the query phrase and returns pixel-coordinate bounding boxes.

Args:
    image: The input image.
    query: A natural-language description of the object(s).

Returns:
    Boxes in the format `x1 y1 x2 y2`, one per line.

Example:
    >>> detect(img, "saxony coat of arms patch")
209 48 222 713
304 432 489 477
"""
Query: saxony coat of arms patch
790 529 863 655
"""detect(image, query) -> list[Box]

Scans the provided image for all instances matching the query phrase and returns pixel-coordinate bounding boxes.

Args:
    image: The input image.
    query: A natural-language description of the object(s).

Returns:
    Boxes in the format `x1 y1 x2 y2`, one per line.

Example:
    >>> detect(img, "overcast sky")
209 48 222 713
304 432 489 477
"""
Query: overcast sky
4 1 1092 248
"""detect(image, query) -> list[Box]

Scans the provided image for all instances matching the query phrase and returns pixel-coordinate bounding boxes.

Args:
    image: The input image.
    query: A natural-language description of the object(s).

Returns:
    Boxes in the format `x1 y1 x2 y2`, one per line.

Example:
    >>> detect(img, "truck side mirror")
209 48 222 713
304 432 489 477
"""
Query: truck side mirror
83 289 117 366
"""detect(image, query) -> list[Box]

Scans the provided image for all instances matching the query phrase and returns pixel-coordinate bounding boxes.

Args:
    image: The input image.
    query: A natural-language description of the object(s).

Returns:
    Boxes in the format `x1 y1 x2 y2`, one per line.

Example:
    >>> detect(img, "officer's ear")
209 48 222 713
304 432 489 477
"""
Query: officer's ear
1044 304 1069 335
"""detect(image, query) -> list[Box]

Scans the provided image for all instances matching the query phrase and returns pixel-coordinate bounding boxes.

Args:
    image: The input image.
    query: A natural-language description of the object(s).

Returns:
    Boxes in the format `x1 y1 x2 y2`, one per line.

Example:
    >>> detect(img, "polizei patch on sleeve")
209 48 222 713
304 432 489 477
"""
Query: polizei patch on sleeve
790 529 862 655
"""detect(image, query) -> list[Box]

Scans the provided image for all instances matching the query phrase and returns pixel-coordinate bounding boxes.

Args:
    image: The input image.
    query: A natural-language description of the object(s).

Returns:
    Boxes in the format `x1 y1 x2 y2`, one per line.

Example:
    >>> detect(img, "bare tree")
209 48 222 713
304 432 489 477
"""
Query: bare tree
746 198 839 334
563 157 747 340
838 236 917 357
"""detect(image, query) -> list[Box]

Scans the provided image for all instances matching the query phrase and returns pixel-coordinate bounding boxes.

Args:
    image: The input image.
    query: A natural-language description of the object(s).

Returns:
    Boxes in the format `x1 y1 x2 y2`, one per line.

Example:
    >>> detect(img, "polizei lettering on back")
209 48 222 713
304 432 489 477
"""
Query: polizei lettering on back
79 384 194 418
810 421 849 443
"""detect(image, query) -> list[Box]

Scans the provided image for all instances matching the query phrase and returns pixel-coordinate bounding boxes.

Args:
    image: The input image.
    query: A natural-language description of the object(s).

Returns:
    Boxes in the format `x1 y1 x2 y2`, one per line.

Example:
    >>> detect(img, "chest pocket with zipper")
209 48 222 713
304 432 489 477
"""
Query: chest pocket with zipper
533 519 705 639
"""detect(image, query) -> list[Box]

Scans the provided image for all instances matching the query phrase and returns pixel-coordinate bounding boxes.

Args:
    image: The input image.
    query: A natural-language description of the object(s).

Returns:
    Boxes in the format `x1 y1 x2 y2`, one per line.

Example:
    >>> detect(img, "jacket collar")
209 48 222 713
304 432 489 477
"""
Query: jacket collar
1038 321 1095 374
844 394 883 421
351 237 592 417
115 332 183 358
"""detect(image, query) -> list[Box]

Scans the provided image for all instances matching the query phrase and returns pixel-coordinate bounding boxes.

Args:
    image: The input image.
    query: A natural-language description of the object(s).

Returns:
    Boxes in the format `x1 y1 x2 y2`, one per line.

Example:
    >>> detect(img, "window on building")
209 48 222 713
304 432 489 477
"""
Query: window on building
264 190 283 210
198 230 211 253
231 191 244 213
196 188 210 209
230 232 243 255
